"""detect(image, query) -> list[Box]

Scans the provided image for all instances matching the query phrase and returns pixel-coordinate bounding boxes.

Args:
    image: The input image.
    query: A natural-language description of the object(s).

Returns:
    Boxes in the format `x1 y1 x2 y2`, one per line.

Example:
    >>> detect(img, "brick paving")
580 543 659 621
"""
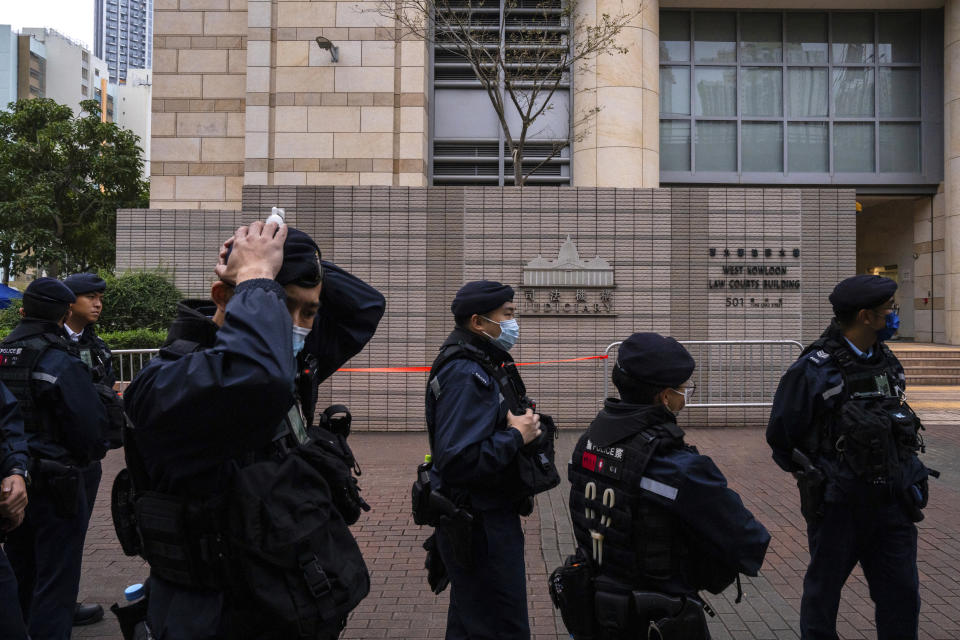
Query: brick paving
59 405 960 639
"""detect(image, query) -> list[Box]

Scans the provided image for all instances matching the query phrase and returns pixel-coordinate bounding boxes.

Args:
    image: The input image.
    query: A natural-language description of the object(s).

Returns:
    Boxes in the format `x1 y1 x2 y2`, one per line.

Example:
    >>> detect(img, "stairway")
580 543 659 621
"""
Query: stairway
888 343 960 386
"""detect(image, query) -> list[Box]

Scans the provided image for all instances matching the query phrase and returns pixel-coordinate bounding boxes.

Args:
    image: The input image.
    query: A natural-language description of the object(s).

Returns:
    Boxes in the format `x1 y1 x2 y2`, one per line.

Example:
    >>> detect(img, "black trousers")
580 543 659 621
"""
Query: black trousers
436 507 530 640
0 546 28 639
5 460 101 640
800 499 919 640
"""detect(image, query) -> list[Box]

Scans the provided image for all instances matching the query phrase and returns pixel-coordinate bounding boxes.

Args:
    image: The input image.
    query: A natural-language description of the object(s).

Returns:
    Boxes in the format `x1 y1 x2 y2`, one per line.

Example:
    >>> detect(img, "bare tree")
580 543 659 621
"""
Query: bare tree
382 0 638 186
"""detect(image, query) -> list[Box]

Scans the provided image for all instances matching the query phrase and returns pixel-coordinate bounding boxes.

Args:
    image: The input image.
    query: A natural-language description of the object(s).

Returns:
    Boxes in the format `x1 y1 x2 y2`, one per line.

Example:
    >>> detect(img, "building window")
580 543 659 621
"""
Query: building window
431 0 571 186
659 9 937 185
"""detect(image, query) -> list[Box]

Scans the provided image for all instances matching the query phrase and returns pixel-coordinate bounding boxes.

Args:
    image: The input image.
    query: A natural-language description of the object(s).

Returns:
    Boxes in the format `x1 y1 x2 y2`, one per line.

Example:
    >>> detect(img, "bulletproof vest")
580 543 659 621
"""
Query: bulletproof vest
425 334 560 501
76 339 110 385
808 334 921 484
0 333 73 435
568 422 687 590
115 335 370 629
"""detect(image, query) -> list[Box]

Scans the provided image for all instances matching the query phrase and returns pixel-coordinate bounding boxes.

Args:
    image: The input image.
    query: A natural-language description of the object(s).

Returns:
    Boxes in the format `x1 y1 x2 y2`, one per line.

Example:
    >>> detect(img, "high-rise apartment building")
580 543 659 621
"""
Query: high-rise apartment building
94 0 153 83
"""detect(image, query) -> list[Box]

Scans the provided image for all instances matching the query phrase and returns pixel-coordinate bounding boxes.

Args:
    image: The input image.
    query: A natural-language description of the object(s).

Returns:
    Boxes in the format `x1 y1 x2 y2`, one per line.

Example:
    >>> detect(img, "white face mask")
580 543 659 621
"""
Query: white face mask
292 325 311 356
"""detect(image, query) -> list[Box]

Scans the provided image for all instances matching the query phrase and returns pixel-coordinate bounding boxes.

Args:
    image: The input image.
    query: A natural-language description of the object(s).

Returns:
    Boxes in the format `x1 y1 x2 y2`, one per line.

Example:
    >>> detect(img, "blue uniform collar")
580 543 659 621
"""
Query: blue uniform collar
843 337 874 360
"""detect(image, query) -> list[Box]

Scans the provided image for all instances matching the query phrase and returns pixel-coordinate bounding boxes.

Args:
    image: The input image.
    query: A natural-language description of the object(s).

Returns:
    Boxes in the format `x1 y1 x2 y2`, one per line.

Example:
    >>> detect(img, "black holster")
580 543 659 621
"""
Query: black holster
110 582 152 640
423 533 449 594
638 592 709 640
795 469 826 525
31 458 81 518
549 550 597 639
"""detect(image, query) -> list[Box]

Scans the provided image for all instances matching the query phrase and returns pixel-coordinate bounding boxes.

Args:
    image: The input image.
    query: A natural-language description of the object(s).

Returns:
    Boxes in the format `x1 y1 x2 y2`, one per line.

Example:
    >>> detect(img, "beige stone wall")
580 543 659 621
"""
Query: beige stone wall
573 0 659 188
243 0 428 189
946 0 960 344
913 191 947 343
151 0 247 210
117 186 854 429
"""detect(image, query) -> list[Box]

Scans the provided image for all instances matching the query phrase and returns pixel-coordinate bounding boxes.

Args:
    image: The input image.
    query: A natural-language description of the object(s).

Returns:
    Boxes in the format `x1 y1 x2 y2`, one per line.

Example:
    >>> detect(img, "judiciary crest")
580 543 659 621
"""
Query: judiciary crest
519 236 616 316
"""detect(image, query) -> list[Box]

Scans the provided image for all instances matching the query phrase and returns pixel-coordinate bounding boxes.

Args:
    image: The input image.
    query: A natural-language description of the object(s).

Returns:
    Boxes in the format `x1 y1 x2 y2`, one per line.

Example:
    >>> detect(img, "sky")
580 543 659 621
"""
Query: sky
1 1 95 50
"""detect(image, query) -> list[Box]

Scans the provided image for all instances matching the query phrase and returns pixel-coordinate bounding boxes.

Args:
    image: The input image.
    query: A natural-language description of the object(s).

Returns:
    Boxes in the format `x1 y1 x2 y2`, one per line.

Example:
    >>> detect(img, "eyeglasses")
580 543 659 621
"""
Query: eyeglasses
672 383 696 402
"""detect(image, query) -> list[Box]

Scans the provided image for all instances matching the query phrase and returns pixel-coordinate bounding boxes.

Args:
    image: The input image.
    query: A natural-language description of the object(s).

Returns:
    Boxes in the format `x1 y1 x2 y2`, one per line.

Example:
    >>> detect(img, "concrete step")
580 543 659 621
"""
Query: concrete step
907 375 960 385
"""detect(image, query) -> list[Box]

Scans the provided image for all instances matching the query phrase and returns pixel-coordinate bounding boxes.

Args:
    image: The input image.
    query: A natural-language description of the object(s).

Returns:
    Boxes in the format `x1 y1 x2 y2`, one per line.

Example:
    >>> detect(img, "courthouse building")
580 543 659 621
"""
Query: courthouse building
121 0 958 427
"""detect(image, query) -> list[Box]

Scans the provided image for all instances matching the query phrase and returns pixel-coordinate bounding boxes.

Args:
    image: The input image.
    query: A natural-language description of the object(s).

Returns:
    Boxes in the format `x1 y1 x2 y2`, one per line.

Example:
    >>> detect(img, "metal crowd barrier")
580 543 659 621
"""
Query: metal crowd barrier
602 340 804 408
112 348 161 384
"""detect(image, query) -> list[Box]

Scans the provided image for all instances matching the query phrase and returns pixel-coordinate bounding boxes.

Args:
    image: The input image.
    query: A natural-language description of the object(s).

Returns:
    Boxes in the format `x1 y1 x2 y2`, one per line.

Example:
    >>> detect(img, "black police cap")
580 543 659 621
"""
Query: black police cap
63 272 107 295
451 280 514 317
616 332 695 388
276 228 323 287
223 226 323 287
829 275 897 315
24 277 76 304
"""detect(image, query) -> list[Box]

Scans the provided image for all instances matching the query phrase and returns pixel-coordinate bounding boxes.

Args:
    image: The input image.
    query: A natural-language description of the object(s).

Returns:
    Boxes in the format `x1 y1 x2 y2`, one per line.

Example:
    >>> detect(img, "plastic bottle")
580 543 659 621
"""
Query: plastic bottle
418 454 432 487
266 206 286 226
124 583 145 603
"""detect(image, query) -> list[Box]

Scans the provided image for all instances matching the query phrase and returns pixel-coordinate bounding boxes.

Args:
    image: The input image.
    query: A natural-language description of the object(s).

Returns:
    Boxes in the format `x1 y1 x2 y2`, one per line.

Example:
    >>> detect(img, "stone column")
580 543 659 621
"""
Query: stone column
572 0 657 187
946 0 960 344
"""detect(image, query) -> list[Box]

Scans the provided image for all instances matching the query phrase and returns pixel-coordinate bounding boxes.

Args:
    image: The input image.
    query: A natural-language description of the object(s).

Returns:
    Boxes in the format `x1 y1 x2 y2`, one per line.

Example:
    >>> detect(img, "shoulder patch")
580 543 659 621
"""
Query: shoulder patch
472 370 491 388
807 349 831 366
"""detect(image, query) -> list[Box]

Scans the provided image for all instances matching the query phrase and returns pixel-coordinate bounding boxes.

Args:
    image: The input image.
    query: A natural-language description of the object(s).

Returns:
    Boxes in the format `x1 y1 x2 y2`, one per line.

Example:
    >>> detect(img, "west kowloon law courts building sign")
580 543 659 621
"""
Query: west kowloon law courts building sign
118 186 853 429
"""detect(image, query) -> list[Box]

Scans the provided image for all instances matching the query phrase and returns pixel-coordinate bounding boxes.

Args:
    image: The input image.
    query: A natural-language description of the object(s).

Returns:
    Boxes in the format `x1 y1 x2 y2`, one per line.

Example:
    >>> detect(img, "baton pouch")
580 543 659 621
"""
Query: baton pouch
548 549 596 639
111 468 142 556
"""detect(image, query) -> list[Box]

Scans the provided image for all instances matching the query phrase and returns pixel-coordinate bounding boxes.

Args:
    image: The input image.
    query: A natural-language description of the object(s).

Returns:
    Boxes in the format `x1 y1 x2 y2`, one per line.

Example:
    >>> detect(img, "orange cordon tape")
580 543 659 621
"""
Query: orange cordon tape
337 354 609 373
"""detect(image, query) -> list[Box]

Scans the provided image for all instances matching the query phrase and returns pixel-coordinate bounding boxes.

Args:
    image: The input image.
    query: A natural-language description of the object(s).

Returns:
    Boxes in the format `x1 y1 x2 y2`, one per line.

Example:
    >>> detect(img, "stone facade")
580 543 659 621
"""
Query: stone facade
118 186 855 429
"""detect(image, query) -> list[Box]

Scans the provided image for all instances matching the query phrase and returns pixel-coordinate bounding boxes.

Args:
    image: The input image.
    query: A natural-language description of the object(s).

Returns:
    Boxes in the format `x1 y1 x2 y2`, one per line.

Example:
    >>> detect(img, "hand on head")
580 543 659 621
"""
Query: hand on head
215 221 288 286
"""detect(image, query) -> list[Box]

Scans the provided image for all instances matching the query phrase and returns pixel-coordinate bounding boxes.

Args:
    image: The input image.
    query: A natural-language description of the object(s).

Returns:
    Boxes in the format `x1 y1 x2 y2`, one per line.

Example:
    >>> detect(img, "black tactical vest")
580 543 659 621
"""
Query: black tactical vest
0 332 73 435
807 333 921 485
568 422 687 590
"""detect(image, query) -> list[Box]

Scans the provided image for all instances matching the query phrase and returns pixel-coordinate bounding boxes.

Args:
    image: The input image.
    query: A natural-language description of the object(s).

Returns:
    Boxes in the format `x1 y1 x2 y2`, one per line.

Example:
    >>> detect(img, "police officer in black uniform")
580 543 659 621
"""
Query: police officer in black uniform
122 220 385 639
561 333 770 639
0 379 29 639
0 278 108 640
767 275 931 640
426 280 555 640
63 272 119 627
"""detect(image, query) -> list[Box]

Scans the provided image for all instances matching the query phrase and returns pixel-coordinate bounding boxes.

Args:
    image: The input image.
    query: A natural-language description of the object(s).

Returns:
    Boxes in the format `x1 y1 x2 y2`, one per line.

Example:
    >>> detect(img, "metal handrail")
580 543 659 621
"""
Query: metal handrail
602 339 804 408
112 348 160 383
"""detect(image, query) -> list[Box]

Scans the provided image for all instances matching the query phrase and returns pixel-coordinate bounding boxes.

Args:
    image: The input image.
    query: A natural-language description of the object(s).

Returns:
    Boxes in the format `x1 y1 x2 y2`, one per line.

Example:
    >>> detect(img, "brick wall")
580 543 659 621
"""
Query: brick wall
118 186 855 428
151 0 247 209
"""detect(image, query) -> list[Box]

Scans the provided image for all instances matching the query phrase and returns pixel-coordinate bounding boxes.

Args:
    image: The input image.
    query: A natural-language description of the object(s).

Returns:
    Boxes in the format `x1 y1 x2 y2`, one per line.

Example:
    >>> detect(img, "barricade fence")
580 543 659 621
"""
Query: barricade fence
113 341 803 412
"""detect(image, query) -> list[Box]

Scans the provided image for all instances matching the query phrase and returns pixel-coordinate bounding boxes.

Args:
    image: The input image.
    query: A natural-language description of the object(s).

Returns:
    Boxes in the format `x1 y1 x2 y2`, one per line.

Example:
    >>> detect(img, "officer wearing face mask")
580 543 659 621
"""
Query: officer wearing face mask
424 280 559 639
118 221 384 639
767 275 933 640
555 333 769 639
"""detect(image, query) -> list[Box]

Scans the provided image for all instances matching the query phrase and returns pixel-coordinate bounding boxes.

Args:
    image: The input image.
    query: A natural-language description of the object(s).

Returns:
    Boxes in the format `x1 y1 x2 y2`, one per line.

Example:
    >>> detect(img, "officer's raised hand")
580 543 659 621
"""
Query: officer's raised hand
215 221 288 285
508 408 541 445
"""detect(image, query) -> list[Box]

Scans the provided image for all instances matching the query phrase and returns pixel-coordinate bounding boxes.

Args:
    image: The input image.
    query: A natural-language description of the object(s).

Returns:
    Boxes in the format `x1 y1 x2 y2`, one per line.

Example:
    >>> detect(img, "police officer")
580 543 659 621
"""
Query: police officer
426 280 550 640
562 333 770 639
0 278 108 639
767 275 930 640
0 379 29 639
123 220 384 639
63 272 117 627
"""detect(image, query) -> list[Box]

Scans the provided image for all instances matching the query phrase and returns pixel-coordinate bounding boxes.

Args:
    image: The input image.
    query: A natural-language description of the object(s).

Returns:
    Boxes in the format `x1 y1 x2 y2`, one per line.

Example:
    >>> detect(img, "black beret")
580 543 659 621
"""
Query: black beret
616 332 695 388
276 228 323 287
223 226 323 287
829 275 897 315
24 277 76 305
63 272 107 295
451 280 514 317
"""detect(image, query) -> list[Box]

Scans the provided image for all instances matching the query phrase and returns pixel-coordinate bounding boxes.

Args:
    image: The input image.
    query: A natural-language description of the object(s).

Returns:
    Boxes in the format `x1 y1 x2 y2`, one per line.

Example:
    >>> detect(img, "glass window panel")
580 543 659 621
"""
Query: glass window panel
742 122 783 172
695 121 737 171
787 68 828 117
661 120 691 171
878 68 920 118
786 13 828 64
878 12 920 63
741 13 782 63
832 13 875 64
835 123 875 172
660 12 691 62
694 12 736 63
788 123 828 172
660 67 690 115
742 68 782 117
833 68 874 117
695 67 737 117
879 123 920 173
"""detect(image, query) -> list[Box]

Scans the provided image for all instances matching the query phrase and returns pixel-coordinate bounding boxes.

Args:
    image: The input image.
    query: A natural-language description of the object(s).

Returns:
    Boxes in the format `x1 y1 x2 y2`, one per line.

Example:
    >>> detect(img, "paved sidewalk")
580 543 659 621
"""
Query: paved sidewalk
67 408 960 639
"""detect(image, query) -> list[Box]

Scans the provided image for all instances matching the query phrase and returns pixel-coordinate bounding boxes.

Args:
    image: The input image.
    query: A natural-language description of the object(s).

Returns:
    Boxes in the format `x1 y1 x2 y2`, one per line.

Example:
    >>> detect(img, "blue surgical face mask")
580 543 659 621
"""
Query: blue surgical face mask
292 325 312 356
876 311 899 342
481 316 519 352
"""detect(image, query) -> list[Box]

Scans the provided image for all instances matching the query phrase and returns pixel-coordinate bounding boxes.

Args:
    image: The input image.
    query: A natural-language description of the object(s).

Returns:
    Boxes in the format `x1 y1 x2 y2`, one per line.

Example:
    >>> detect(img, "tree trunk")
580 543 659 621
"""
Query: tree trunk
513 145 524 188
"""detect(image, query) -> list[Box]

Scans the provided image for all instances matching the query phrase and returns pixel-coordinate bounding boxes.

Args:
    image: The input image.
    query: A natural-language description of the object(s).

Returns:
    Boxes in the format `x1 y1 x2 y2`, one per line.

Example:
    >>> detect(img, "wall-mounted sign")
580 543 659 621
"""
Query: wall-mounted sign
519 236 616 316
707 246 801 292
